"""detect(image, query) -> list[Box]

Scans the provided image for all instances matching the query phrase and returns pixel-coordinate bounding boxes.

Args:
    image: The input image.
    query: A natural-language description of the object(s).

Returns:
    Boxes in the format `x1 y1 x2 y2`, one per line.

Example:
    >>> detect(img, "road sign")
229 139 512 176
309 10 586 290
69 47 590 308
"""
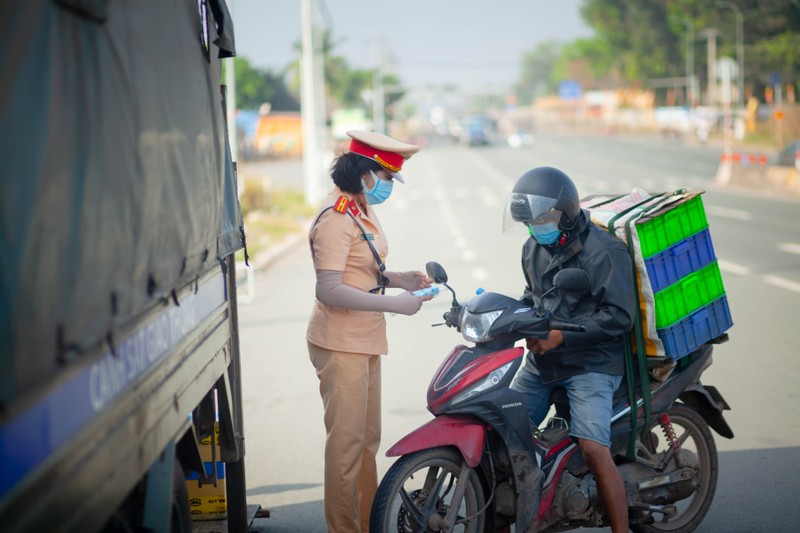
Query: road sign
558 80 582 101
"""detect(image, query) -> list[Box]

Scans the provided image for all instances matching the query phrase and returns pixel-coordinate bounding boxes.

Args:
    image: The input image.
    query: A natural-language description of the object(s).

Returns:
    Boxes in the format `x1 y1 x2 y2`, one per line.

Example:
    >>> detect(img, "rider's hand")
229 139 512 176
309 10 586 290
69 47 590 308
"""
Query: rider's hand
526 330 564 355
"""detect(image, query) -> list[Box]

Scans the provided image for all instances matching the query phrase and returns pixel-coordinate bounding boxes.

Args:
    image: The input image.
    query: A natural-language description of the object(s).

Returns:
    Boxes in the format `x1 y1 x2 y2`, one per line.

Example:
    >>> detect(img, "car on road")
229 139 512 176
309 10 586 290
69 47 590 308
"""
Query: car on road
776 139 800 167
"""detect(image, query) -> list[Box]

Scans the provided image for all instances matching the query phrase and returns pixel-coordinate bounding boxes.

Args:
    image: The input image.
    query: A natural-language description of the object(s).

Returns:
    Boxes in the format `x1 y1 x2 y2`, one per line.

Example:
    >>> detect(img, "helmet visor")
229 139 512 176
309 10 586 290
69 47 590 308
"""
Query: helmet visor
504 192 565 233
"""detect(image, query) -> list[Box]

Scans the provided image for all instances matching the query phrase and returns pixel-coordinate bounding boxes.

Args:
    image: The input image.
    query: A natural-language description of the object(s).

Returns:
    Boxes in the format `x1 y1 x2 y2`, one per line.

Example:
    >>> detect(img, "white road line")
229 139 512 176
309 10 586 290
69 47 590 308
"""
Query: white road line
472 267 489 282
778 243 800 255
762 275 800 294
706 205 752 220
717 260 752 276
461 149 514 188
454 187 470 199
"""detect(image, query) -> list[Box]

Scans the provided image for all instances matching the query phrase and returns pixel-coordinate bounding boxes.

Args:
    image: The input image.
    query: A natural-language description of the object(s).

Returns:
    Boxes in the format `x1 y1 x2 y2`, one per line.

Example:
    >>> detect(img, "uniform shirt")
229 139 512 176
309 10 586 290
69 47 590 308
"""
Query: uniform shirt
306 187 390 355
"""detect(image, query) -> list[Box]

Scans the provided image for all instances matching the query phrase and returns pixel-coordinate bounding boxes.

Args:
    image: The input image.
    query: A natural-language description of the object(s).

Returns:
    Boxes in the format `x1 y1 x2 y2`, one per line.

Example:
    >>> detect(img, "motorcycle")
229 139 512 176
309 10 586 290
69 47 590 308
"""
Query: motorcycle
370 262 733 533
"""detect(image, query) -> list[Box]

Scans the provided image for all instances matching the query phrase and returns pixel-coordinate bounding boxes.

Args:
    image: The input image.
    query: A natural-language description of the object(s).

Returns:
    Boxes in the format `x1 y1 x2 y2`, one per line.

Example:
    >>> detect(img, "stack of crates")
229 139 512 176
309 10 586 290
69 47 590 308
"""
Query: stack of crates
636 193 733 360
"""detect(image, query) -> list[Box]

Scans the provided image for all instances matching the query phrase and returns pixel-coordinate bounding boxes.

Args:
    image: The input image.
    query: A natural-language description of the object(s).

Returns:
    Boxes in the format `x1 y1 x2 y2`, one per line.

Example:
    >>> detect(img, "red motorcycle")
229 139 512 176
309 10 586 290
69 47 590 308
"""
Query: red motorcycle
370 262 732 533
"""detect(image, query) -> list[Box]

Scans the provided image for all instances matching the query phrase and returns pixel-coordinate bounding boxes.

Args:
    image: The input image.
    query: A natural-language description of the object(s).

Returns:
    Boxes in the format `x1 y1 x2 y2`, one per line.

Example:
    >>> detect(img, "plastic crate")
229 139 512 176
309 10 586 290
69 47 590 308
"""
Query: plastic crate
637 195 708 258
645 229 717 293
658 296 733 360
654 261 725 329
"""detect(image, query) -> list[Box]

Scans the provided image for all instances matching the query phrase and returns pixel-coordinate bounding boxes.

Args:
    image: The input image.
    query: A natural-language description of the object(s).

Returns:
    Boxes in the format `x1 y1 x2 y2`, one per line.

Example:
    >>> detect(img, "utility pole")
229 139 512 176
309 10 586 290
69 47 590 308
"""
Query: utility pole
372 39 386 134
300 0 326 205
681 19 696 106
700 28 719 108
717 1 744 109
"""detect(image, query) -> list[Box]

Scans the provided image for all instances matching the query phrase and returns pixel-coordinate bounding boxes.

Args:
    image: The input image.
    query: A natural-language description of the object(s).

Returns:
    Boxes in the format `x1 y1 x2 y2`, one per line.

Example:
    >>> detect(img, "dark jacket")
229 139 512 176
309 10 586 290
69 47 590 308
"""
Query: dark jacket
520 210 635 383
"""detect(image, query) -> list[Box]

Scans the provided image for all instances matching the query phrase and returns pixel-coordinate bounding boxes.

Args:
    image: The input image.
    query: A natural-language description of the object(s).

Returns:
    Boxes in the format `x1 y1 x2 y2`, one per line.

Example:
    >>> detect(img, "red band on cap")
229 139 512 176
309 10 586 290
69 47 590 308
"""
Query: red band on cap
349 138 404 172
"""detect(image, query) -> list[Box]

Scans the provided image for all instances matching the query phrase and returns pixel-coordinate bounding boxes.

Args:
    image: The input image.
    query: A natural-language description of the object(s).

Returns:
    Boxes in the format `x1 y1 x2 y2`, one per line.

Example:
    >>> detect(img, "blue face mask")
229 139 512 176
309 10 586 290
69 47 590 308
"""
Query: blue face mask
529 221 561 245
362 170 393 205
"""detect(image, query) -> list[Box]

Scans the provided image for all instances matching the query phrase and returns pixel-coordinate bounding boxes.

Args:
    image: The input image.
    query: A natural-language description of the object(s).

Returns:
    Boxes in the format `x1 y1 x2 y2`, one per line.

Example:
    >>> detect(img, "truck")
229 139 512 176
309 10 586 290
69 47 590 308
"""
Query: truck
1 1 251 531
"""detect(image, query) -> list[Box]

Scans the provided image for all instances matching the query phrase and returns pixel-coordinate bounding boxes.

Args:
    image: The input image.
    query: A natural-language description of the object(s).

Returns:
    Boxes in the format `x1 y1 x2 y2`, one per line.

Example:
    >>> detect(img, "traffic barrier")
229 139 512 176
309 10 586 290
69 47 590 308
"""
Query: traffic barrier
715 156 800 195
719 152 769 166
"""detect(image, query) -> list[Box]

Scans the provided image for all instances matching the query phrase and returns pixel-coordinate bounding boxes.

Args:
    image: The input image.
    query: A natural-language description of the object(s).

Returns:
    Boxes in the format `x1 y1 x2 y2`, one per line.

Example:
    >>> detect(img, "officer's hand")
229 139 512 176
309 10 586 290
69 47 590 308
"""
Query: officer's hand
390 291 425 315
397 270 432 291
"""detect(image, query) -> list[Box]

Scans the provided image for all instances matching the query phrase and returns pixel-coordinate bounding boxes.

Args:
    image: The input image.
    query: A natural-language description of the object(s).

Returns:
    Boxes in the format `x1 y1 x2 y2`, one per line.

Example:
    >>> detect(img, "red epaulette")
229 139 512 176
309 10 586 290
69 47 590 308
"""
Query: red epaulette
333 195 361 216
333 195 349 213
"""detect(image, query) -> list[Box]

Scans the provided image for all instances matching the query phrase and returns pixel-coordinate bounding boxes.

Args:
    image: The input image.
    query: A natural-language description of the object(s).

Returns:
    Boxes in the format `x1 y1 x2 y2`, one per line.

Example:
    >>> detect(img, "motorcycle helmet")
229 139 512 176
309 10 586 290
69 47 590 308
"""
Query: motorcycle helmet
502 166 581 236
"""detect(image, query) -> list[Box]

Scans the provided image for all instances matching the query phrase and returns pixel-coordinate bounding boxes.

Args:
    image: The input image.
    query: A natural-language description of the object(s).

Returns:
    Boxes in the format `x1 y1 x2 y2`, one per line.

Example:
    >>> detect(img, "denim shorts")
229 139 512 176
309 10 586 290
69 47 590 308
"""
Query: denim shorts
511 368 622 447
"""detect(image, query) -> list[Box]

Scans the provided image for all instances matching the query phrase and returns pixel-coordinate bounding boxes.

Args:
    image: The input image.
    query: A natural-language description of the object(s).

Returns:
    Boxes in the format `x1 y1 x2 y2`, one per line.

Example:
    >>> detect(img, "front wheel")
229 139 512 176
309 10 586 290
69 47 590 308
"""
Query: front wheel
370 447 488 533
631 403 718 533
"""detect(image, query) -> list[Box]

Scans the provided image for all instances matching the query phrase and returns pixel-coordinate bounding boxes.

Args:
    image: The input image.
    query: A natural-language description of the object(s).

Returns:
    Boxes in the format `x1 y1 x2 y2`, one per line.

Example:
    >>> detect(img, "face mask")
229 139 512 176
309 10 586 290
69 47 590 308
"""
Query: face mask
529 221 561 245
362 170 393 205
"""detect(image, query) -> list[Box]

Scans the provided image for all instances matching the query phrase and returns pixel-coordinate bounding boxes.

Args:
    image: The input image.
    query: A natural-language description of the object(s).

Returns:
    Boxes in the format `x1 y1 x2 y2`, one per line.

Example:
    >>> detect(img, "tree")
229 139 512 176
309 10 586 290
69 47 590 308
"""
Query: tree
224 57 298 111
574 0 800 102
287 30 406 119
517 41 562 104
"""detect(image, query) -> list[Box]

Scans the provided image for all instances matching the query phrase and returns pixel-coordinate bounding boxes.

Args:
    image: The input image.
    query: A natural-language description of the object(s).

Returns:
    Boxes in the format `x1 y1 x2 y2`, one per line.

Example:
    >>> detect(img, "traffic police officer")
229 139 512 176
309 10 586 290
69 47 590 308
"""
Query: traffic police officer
306 130 432 533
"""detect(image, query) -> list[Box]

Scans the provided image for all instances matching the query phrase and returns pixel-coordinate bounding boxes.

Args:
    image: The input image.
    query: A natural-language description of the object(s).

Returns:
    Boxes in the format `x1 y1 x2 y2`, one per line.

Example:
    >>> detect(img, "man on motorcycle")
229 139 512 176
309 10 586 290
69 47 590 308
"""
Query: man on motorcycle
505 166 636 533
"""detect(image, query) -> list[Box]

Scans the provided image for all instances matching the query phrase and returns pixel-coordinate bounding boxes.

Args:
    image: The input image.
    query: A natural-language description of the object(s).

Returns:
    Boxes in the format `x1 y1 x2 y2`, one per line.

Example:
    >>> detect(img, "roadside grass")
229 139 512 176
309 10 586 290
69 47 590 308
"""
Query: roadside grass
235 177 316 263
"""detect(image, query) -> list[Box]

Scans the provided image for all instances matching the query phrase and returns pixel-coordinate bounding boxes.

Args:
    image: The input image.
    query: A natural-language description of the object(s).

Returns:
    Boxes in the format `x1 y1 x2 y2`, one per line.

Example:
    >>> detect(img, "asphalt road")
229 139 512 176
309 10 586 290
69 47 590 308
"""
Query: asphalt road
239 131 800 533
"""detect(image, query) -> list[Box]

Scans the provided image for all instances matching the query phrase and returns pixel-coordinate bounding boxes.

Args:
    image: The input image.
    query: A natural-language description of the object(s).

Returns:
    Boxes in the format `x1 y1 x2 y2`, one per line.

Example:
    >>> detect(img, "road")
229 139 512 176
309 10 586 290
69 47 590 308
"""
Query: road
241 131 800 533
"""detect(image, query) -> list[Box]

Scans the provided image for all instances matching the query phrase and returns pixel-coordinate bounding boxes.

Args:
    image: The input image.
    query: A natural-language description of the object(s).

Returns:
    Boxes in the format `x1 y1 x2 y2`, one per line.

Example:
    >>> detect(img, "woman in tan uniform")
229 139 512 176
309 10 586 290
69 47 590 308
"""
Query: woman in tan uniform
307 130 433 533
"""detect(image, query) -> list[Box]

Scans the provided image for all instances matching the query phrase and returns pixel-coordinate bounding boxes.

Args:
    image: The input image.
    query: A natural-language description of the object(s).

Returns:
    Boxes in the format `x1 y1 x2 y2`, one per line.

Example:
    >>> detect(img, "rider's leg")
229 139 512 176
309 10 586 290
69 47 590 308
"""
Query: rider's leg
579 438 628 533
510 366 553 428
564 372 628 532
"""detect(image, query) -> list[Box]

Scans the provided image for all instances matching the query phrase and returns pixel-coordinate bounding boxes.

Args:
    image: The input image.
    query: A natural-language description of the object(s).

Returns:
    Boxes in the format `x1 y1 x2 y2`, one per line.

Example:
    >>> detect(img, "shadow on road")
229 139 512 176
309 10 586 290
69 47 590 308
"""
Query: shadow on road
247 447 799 532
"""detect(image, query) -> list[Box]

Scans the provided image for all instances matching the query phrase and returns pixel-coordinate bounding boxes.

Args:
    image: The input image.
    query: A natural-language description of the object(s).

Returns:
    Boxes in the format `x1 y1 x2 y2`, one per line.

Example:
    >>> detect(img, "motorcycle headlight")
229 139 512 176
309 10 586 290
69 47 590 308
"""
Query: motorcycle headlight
451 361 515 406
460 309 502 343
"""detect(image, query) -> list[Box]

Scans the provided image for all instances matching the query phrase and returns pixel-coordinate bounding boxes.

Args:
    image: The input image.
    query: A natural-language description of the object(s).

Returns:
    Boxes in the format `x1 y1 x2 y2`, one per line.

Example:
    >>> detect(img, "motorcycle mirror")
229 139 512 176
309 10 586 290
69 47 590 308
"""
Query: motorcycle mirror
425 261 448 284
553 269 591 294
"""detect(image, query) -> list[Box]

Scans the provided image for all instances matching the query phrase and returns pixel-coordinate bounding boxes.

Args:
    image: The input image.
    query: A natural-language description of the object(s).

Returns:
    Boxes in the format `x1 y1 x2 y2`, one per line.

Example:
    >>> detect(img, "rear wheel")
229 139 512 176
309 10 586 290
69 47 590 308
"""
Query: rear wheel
631 403 718 533
171 458 192 533
370 447 488 533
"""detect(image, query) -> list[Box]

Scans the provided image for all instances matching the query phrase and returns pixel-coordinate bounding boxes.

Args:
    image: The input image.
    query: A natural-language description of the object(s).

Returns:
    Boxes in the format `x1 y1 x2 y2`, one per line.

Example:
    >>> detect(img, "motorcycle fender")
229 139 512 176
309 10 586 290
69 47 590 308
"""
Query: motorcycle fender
386 415 486 467
679 383 734 439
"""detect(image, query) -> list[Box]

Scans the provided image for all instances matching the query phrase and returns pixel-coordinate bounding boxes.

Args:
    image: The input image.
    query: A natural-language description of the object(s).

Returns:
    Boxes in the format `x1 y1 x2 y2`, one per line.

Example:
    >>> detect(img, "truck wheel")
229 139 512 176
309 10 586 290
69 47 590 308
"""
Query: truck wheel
171 459 192 533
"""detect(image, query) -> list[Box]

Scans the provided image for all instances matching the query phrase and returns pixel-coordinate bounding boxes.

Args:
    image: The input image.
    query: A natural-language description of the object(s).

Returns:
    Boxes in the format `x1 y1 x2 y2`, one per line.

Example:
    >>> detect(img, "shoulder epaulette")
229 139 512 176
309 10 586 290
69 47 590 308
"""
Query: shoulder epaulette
333 195 361 217
333 195 349 213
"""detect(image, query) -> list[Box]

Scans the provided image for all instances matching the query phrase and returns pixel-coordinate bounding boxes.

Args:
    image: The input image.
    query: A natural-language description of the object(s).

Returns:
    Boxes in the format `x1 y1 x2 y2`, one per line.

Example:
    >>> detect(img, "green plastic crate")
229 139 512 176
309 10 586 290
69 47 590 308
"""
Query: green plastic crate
637 195 708 258
654 261 725 328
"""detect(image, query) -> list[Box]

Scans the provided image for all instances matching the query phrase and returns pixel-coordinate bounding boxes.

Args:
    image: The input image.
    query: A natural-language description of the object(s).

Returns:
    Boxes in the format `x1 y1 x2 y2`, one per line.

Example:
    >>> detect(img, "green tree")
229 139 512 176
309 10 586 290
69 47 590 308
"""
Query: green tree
224 57 298 111
287 30 406 119
517 41 562 104
573 0 800 102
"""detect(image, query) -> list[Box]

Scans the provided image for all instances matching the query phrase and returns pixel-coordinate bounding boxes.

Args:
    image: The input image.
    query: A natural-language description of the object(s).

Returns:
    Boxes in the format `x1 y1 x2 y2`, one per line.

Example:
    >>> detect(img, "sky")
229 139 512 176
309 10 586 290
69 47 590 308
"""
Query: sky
229 0 593 91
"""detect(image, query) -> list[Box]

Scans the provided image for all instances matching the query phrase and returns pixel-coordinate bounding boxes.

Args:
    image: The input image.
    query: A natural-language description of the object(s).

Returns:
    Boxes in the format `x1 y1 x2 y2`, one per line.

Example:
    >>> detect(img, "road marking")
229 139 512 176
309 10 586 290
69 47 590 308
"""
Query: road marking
706 205 752 220
717 260 751 276
454 187 470 199
762 275 800 294
472 267 488 282
777 243 800 255
461 149 514 188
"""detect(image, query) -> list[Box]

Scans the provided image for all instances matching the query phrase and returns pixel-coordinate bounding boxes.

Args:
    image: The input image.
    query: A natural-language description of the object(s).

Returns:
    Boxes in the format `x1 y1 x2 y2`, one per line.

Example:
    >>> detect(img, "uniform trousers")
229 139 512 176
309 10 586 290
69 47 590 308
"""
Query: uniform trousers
308 342 381 533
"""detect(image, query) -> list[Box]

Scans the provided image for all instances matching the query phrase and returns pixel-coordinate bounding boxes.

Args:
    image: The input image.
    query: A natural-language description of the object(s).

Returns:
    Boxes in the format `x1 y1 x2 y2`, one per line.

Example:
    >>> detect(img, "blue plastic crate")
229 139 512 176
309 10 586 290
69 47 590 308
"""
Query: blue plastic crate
645 229 717 293
658 295 732 360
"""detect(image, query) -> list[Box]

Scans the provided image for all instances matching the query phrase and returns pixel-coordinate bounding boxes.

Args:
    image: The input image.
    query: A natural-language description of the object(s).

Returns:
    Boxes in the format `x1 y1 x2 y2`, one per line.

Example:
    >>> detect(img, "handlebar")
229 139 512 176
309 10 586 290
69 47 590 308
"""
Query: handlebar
549 319 586 332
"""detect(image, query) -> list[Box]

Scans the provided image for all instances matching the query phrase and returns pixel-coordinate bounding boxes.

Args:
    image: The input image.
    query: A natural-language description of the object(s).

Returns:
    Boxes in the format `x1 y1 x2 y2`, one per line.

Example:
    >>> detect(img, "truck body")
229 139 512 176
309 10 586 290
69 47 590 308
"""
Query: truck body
1 1 249 530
